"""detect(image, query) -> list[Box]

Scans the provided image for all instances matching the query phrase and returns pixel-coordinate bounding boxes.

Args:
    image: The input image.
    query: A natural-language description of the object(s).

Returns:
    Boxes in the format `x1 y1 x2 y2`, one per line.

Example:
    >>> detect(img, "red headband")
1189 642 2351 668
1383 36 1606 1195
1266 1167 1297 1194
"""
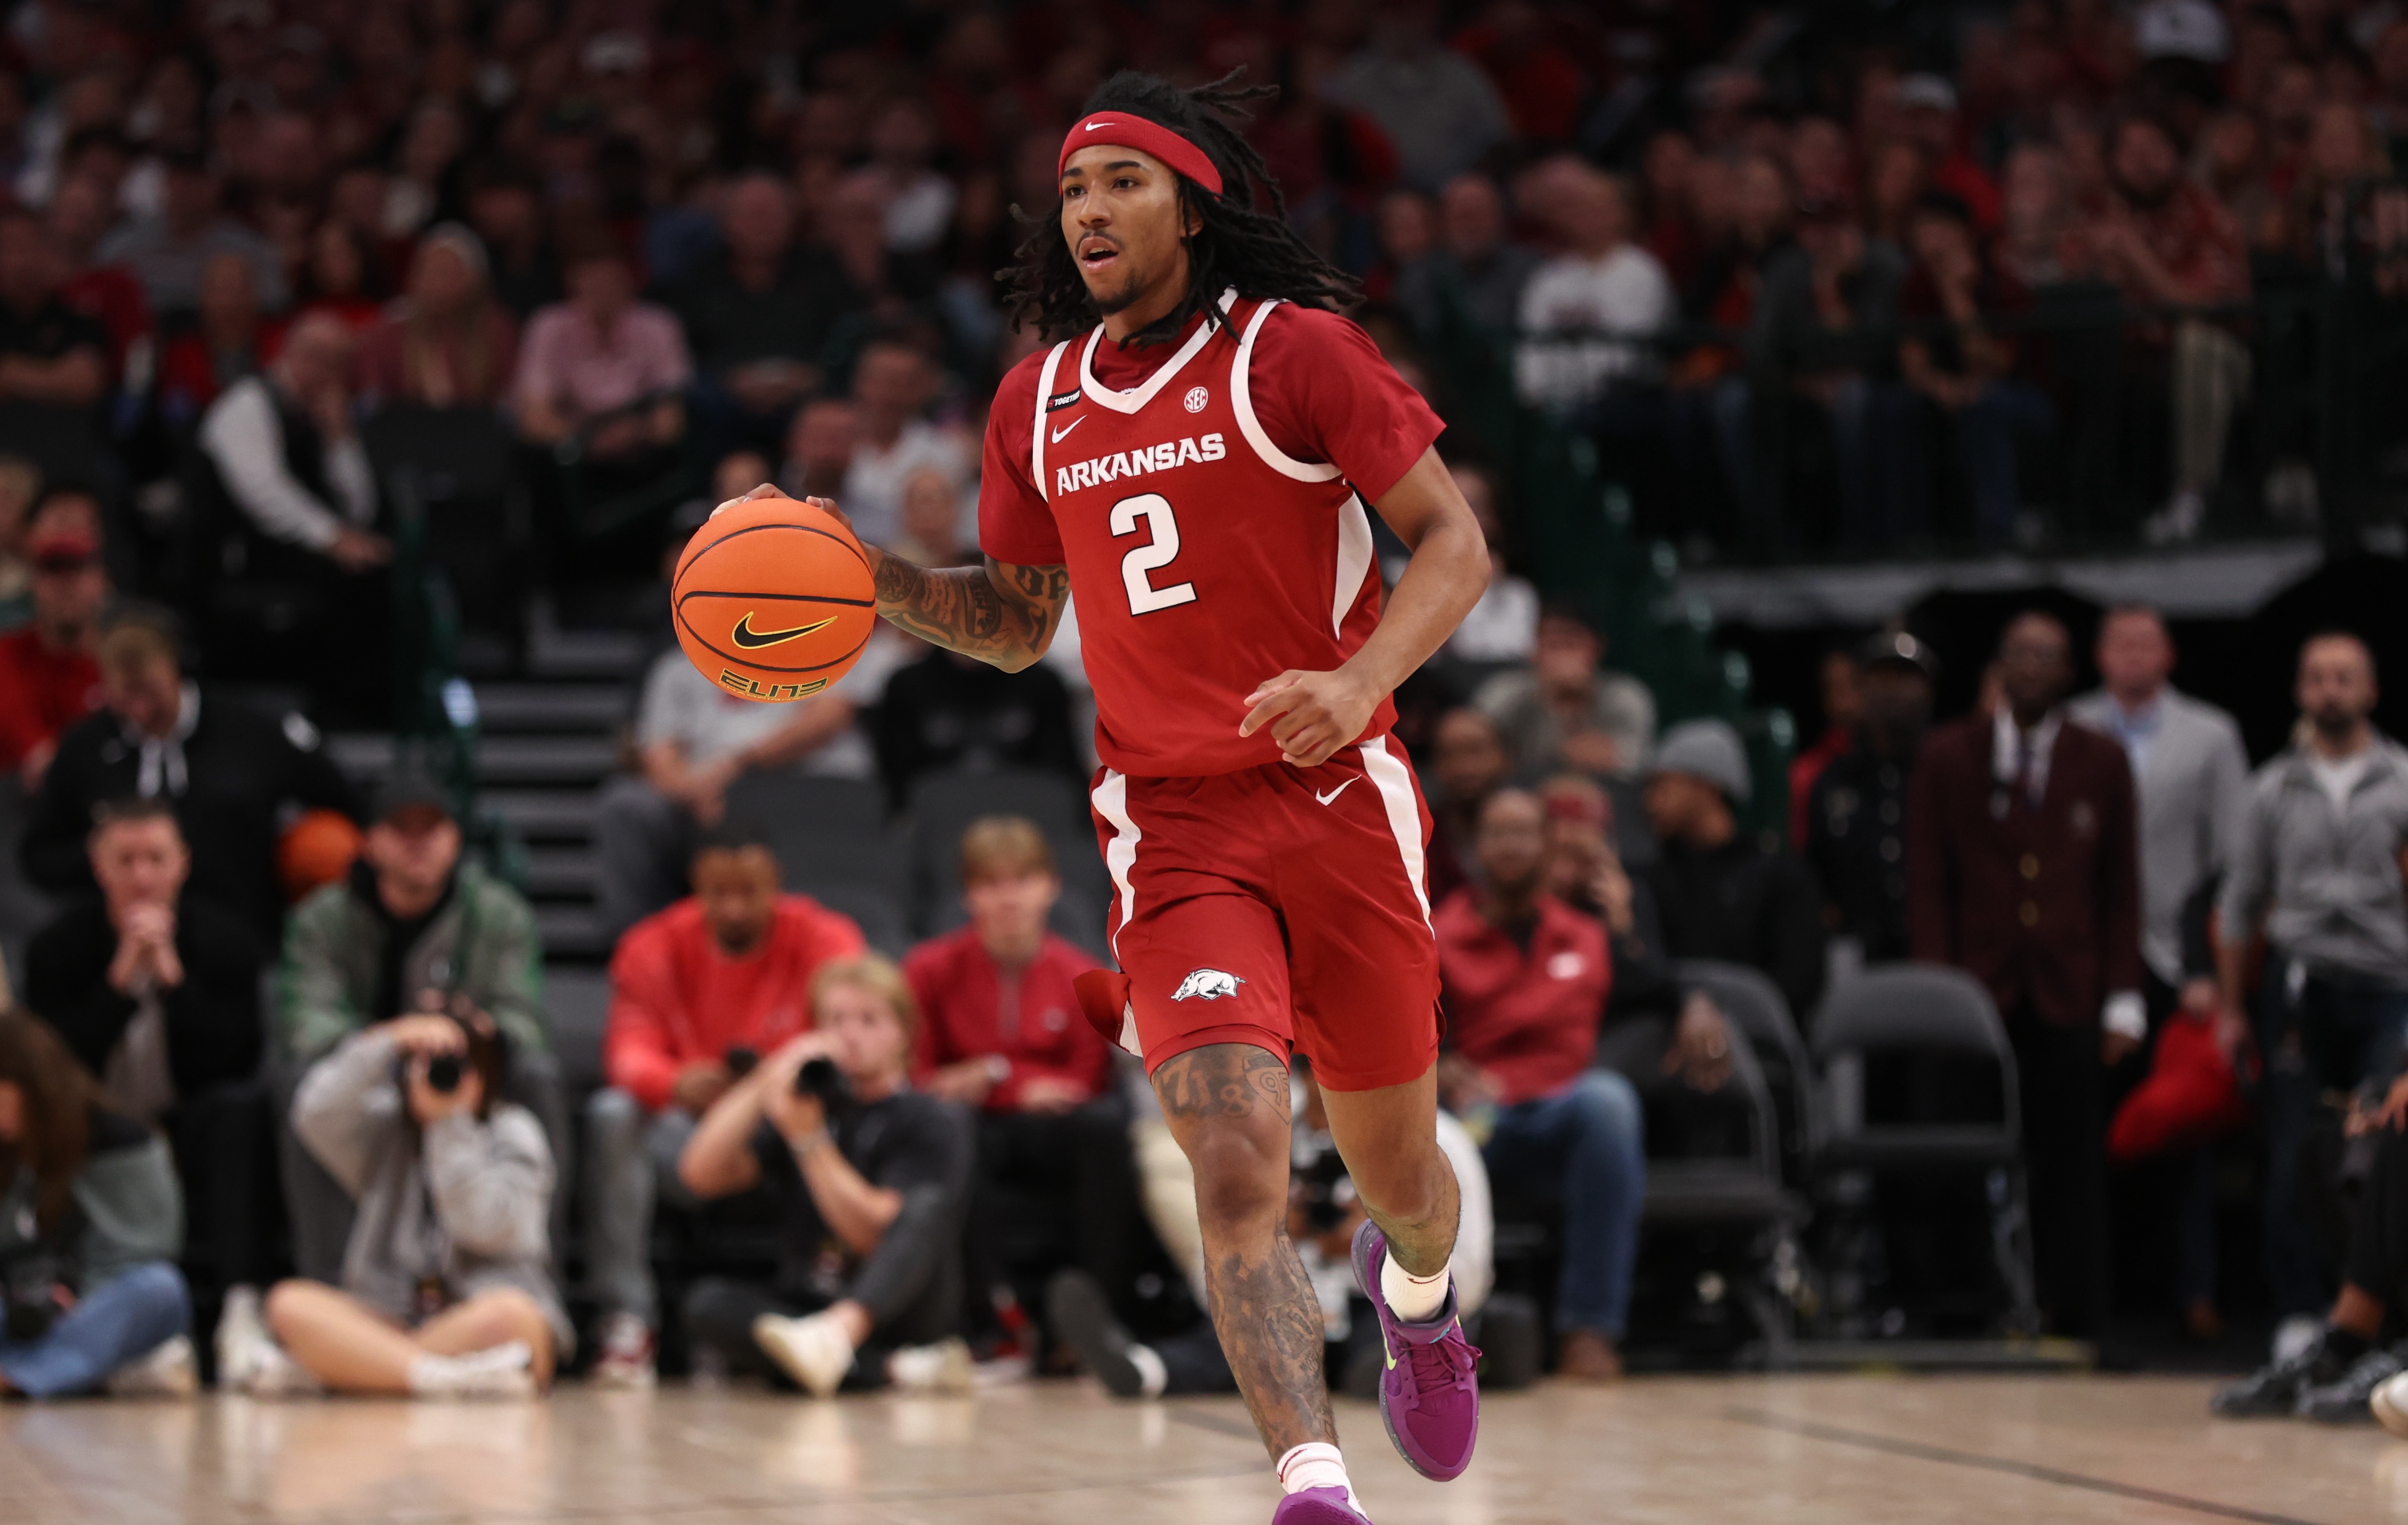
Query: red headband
1058 113 1223 197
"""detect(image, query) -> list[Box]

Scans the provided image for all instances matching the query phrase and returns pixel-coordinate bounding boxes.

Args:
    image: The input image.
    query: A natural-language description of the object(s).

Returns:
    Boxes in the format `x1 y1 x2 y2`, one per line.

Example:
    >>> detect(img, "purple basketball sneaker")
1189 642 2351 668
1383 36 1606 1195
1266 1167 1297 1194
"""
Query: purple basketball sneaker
1272 1486 1372 1525
1350 1219 1480 1480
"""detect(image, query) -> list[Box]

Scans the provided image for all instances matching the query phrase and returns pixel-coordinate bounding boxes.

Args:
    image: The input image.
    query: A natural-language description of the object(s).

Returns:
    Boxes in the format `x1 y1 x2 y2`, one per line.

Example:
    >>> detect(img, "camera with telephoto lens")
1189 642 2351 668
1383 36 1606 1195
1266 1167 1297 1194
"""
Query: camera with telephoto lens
425 1053 465 1092
795 1055 854 1112
723 1045 760 1078
2 1254 74 1340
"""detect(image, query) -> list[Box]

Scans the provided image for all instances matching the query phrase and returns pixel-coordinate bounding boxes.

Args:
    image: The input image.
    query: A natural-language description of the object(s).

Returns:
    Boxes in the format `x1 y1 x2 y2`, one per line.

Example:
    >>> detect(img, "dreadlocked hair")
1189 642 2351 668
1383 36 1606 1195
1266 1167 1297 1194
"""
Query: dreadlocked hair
999 68 1362 345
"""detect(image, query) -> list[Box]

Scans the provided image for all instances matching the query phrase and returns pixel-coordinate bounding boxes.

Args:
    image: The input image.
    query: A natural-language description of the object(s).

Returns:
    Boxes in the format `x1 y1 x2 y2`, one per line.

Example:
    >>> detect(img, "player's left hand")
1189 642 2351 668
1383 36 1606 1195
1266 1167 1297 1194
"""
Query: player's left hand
1240 668 1379 767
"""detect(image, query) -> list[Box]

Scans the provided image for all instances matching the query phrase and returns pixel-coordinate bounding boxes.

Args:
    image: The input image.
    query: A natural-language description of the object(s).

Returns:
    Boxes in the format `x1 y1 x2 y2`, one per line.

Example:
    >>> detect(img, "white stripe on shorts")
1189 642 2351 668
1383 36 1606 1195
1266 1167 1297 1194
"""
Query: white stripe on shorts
1090 768 1142 962
1358 735 1431 928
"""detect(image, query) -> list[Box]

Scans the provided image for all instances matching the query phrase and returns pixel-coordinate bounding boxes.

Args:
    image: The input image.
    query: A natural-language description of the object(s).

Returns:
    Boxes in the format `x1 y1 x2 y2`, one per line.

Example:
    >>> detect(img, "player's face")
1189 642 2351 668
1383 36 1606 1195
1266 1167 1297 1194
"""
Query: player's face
1060 143 1195 316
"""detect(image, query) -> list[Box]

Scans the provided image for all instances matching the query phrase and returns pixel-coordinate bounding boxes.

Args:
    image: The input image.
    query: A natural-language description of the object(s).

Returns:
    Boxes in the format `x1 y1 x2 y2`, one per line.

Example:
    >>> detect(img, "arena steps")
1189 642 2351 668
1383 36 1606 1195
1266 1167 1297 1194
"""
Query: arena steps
473 673 633 963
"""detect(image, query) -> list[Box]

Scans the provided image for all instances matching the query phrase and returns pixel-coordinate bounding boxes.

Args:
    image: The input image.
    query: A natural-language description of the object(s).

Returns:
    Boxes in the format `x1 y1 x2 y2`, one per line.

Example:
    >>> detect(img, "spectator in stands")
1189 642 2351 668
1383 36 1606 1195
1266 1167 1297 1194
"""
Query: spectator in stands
156 250 280 428
595 637 875 940
354 225 518 411
873 646 1082 808
583 827 866 1388
463 164 557 321
0 493 106 787
1324 0 1511 192
867 98 956 258
22 604 358 945
1435 788 1641 1381
1908 610 2143 1338
196 308 386 576
1514 168 1674 420
677 955 975 1395
1896 191 2053 547
1805 633 1937 962
1644 719 1828 1022
512 228 689 465
0 210 109 415
908 818 1135 1338
293 220 384 332
1755 198 1914 550
668 172 832 453
1426 706 1511 905
2215 1074 2408 1424
1443 461 1537 664
2219 632 2408 1323
0 1008 193 1397
781 395 859 501
22 798 276 1343
1474 606 1656 781
892 464 971 568
2089 114 2251 544
47 174 149 384
1395 173 1540 339
1788 646 1861 850
96 151 285 316
231 1007 565 1398
841 339 972 548
0 454 35 620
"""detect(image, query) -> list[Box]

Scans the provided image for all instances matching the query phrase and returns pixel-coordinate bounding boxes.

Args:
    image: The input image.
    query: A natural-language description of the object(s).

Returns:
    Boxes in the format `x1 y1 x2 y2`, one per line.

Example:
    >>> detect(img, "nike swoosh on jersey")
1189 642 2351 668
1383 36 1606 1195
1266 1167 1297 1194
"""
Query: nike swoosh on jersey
730 612 838 649
1315 778 1358 807
1051 416 1086 444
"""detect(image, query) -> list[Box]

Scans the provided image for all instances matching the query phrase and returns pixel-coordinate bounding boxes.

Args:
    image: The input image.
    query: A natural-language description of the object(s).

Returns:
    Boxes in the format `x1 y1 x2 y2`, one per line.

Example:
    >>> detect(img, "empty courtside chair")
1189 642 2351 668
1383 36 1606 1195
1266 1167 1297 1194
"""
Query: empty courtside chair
721 773 905 903
1810 965 2040 1337
793 880 910 958
1675 959 1821 1188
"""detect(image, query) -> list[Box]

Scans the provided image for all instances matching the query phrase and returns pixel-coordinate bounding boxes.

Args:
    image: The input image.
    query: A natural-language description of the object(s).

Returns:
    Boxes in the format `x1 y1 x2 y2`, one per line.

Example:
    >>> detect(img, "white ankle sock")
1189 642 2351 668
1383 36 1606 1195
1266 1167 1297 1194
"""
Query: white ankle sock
1381 1255 1450 1323
1126 1341 1169 1399
1277 1442 1356 1508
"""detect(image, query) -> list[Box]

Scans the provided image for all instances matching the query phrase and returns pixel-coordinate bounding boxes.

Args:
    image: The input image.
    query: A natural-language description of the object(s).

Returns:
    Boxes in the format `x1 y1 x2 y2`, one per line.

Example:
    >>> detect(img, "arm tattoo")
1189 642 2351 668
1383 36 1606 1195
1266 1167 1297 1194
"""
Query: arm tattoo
872 553 1067 669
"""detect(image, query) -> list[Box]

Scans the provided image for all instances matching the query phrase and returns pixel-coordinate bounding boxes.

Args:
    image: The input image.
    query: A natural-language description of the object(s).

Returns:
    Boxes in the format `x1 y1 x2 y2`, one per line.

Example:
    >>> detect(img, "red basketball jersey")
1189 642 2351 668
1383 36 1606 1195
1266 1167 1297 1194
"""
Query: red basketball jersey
979 296 1443 777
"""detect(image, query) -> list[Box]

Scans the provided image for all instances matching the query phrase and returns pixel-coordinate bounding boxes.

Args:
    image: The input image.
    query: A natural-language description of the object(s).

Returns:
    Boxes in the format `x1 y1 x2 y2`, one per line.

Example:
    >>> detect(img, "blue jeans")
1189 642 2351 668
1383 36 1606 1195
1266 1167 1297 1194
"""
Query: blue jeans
1481 1069 1645 1339
0 1260 190 1397
1955 380 2057 545
2257 963 2408 1314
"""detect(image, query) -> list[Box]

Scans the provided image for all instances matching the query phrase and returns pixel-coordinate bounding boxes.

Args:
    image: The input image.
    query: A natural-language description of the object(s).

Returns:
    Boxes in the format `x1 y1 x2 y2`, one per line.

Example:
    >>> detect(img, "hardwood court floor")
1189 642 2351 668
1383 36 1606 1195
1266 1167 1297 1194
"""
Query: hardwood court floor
0 1374 2391 1525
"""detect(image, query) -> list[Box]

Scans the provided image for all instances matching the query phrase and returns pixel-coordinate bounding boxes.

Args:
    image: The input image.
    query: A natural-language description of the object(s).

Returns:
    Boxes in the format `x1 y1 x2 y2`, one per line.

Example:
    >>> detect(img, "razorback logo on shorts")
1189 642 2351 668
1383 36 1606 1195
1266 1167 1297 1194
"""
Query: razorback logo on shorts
1172 969 1245 1002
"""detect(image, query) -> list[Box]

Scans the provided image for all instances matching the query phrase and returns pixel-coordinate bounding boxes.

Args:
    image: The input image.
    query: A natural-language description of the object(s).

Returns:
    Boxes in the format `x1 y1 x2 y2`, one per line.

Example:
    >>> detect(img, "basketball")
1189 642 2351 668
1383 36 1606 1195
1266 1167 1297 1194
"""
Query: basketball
672 495 878 703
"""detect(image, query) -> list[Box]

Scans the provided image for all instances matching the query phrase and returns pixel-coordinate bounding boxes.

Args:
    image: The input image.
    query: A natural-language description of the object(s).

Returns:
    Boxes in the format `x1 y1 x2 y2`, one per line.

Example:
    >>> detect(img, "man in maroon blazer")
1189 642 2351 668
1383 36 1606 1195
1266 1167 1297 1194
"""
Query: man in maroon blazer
1907 610 2144 1338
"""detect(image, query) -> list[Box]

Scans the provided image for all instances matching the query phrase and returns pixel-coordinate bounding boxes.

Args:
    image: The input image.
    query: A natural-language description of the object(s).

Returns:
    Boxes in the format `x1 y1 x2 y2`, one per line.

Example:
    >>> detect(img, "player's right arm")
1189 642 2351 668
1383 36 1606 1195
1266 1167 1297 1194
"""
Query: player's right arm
714 483 1067 671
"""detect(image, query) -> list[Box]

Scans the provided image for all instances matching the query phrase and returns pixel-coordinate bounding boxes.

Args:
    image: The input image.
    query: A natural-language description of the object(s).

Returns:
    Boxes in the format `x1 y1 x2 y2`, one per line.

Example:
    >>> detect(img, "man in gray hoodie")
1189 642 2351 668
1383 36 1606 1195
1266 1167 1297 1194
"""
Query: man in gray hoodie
2220 632 2408 1325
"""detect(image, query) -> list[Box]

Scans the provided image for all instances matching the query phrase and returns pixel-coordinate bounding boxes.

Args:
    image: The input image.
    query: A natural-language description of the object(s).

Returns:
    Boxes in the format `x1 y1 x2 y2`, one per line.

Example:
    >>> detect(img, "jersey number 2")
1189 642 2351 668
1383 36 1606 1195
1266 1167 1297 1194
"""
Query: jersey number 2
1110 492 1197 615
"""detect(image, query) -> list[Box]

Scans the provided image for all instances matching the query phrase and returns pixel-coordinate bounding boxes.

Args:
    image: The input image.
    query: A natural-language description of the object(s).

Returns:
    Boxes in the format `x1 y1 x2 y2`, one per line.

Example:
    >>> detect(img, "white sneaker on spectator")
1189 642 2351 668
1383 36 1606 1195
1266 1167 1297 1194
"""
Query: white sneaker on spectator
2374 1370 2408 1436
2274 1313 2326 1366
237 1341 325 1399
589 1311 657 1389
2143 490 2206 545
887 1337 975 1394
107 1334 198 1398
215 1285 271 1389
752 1311 854 1397
408 1340 536 1400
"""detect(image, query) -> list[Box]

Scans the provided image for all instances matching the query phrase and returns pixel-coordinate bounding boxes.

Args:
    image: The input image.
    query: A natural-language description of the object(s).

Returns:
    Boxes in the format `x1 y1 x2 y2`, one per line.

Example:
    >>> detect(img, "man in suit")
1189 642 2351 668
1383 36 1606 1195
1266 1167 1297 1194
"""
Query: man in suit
1907 610 2144 1337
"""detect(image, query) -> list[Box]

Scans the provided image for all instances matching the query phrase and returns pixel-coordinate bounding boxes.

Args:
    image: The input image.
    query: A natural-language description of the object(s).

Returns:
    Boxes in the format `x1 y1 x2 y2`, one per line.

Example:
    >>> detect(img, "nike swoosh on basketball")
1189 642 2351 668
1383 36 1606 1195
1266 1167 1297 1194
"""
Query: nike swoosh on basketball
730 612 837 649
1315 778 1357 807
1051 417 1086 443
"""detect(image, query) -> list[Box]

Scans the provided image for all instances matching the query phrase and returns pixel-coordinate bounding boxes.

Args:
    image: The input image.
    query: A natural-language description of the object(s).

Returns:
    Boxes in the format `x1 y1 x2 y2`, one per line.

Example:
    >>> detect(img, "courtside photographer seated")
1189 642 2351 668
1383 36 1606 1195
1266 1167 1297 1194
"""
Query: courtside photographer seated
583 826 865 1386
0 1009 193 1398
232 1006 567 1399
676 955 974 1396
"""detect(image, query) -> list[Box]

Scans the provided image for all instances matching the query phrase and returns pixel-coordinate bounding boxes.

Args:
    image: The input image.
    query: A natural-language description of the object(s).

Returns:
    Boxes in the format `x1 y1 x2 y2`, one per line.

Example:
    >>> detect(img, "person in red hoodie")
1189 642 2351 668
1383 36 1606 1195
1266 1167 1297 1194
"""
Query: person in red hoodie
906 816 1146 1339
1434 788 1642 1382
0 492 109 787
582 826 865 1386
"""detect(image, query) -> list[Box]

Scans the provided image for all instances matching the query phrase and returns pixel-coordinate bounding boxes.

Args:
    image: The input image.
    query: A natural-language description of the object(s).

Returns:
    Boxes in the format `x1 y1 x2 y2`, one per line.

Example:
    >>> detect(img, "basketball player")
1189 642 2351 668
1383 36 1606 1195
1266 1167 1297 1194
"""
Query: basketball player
726 72 1489 1524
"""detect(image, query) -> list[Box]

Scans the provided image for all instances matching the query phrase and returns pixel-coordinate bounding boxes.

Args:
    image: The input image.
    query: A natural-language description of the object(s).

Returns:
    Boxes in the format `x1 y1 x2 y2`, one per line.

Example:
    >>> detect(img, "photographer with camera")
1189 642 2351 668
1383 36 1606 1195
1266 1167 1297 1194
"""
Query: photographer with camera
232 1005 568 1398
584 826 864 1386
0 1009 193 1397
676 954 973 1396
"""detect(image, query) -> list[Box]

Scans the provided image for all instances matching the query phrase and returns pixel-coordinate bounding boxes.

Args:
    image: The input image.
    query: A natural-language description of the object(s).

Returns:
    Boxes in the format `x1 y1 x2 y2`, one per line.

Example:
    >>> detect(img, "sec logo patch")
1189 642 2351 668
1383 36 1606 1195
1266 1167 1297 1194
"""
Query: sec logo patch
1183 385 1209 413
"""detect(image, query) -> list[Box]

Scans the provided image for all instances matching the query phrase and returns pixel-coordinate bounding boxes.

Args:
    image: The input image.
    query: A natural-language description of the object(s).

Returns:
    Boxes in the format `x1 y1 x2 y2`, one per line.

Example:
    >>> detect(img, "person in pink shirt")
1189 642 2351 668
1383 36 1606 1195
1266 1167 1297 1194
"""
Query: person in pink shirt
582 827 864 1387
512 228 690 465
906 817 1147 1342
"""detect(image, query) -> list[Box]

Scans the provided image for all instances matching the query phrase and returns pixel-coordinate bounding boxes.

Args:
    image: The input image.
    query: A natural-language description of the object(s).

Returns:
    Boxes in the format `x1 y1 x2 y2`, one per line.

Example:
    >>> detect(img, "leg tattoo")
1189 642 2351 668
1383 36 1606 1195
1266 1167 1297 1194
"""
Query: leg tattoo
1154 1045 1336 1457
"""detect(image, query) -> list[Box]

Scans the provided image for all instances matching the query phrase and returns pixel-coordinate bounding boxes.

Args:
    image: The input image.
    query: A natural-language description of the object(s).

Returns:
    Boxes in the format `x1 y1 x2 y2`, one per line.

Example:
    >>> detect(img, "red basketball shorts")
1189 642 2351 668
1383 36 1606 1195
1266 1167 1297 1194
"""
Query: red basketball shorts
1079 735 1441 1093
